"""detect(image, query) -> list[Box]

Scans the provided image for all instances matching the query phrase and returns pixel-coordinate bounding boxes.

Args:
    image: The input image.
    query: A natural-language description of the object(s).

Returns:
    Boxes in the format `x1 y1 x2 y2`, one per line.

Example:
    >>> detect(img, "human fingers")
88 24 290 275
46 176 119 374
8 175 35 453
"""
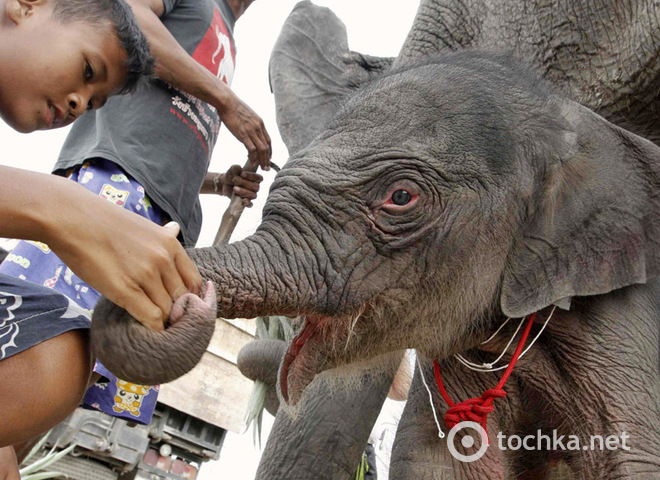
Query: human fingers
233 185 258 200
115 286 165 331
163 222 202 294
233 174 261 193
262 122 272 146
164 221 181 237
240 171 263 183
243 136 258 164
255 120 272 163
225 164 243 183
173 248 203 295
141 275 174 323
251 130 271 170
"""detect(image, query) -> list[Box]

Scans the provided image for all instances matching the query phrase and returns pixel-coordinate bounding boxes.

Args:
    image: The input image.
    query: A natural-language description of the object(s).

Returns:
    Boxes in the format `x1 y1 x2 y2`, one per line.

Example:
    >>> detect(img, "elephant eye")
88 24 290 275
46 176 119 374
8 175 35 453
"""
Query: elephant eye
391 189 412 206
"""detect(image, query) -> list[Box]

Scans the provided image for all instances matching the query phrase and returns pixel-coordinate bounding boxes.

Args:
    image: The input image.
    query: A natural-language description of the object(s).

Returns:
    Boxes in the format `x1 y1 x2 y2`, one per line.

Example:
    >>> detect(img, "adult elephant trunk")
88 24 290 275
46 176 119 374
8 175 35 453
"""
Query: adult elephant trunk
92 230 321 385
395 0 477 64
237 338 287 416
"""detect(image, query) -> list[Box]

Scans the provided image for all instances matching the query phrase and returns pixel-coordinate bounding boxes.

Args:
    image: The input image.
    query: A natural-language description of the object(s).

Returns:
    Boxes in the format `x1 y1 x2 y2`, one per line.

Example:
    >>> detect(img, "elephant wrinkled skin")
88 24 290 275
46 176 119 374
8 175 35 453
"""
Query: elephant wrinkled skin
129 52 660 478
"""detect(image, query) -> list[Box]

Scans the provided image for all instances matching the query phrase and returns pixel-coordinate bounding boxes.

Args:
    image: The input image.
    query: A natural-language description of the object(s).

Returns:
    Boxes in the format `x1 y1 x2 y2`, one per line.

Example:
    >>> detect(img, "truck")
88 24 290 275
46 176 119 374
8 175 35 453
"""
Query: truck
25 317 256 480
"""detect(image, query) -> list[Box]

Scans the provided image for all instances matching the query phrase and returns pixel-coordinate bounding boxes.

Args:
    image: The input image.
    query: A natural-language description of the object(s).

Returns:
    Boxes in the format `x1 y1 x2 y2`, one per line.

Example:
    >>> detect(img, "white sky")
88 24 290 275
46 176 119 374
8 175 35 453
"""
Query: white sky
1 0 419 477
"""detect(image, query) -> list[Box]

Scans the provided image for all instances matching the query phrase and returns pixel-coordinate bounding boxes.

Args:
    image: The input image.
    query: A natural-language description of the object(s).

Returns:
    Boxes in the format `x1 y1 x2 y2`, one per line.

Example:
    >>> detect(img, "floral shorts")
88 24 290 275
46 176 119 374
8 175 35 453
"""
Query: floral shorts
0 159 164 424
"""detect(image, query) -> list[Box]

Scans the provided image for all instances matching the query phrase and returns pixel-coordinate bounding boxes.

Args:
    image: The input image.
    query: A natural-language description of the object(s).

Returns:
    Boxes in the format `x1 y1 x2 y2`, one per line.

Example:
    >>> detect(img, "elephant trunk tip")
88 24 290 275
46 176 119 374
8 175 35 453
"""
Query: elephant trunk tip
91 282 218 385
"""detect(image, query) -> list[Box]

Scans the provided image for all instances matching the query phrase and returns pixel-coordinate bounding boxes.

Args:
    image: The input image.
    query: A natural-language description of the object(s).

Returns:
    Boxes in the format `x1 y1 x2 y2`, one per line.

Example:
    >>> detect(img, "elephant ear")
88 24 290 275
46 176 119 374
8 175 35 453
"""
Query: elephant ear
269 0 393 156
501 97 660 318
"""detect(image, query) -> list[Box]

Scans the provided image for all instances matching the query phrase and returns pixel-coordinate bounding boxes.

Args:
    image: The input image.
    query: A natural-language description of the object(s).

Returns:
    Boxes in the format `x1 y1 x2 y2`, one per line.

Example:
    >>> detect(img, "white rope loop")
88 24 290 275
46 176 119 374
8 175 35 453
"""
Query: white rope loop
454 306 556 373
416 307 555 441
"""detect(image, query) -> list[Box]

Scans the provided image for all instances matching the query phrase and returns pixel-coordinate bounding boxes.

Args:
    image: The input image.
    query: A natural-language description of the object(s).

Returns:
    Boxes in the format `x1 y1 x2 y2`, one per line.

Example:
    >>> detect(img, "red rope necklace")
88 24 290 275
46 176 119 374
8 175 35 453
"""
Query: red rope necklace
433 312 537 444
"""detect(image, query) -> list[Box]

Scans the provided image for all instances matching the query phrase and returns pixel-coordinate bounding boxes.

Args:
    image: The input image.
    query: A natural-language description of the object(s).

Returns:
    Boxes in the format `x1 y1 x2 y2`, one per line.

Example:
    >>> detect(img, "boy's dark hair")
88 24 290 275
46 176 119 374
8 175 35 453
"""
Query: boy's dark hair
51 0 154 94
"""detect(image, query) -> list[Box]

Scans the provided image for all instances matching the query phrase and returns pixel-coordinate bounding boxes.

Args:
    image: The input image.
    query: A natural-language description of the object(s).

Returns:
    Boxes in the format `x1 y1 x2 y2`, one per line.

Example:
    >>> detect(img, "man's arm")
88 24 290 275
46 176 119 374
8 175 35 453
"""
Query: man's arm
0 166 202 330
200 167 263 207
126 0 272 169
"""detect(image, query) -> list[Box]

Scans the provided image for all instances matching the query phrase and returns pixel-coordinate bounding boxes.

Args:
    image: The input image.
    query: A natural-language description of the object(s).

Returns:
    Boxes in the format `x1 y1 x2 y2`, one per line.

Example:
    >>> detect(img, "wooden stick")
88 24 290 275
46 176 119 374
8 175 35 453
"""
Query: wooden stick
213 159 257 246
212 160 281 246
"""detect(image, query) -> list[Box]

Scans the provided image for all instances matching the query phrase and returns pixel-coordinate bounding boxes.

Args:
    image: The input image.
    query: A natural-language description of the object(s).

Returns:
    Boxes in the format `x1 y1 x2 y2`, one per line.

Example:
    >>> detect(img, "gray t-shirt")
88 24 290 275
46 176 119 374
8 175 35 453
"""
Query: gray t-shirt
55 0 237 246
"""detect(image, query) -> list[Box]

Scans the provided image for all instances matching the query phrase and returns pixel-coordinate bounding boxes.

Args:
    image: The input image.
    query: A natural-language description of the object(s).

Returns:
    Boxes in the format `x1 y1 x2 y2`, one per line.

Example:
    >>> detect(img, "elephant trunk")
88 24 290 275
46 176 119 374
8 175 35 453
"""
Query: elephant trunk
395 0 477 66
90 282 217 385
256 370 393 480
238 339 288 416
190 230 322 319
91 230 323 385
237 339 287 385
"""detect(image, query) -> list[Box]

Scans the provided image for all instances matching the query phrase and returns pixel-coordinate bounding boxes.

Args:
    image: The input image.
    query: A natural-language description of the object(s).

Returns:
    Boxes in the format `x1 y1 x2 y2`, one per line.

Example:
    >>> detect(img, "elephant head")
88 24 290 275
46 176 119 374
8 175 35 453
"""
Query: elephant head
91 2 660 408
259 49 660 405
94 49 660 405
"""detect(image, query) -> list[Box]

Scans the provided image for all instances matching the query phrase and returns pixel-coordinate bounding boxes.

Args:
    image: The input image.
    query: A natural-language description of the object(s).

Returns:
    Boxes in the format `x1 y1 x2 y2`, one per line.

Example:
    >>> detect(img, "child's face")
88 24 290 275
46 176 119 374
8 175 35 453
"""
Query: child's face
0 2 129 133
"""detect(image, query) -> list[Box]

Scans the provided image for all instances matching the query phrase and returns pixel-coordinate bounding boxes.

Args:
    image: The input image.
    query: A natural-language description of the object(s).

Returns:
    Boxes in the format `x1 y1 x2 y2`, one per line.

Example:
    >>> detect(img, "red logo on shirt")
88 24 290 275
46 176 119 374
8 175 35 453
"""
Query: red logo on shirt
192 8 236 85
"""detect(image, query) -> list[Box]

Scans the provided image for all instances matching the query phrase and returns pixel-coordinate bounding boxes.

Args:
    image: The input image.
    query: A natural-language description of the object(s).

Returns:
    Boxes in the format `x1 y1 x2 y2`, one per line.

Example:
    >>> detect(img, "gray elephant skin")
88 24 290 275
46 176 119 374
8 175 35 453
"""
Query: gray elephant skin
398 0 660 145
238 338 395 479
237 336 401 479
91 1 660 478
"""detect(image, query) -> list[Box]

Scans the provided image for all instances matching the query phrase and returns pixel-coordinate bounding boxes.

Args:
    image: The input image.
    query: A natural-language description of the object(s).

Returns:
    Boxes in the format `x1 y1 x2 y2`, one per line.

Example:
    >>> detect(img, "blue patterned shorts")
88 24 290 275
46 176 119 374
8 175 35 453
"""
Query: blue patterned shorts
0 159 164 424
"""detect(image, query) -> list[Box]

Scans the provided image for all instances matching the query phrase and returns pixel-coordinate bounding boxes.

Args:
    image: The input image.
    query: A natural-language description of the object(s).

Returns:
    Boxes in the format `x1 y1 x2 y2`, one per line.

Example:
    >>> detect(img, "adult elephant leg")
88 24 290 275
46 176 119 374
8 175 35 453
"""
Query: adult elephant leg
256 356 399 480
391 357 517 480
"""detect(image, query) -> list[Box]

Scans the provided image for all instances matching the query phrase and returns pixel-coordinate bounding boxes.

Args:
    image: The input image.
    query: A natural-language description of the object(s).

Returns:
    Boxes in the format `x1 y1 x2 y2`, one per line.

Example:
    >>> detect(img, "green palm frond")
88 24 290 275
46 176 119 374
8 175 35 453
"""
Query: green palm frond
20 433 52 466
22 471 68 480
20 442 75 480
354 452 369 480
244 316 294 446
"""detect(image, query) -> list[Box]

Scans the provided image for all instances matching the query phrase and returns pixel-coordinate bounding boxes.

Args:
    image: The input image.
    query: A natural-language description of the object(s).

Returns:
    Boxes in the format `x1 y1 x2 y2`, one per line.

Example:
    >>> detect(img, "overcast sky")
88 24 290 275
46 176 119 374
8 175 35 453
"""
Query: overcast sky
1 1 419 477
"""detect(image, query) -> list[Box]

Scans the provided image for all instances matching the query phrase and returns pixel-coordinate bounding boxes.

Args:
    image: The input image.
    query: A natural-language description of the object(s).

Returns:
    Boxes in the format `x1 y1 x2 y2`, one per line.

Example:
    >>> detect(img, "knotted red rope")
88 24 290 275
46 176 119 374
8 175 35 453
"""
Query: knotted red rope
433 312 537 444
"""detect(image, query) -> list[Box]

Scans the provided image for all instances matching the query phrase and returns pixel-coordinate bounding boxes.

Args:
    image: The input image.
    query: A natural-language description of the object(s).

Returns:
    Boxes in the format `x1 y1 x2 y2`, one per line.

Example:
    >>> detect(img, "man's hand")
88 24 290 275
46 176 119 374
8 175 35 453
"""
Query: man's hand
204 166 263 207
217 94 272 170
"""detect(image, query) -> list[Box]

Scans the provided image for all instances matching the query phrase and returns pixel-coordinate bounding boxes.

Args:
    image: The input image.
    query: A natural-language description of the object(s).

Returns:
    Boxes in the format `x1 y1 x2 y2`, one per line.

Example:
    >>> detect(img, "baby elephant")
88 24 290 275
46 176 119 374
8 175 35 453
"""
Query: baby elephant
94 51 660 479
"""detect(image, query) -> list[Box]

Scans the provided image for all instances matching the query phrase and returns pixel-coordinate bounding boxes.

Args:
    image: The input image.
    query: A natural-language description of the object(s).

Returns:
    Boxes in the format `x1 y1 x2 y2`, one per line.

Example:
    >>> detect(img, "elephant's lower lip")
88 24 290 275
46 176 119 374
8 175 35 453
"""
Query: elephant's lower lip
280 315 323 404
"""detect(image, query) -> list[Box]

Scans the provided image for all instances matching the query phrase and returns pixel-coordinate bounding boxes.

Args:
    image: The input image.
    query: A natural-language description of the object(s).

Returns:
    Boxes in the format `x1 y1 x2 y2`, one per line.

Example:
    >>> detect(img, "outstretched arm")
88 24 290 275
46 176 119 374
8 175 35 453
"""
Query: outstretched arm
126 0 272 169
0 166 202 330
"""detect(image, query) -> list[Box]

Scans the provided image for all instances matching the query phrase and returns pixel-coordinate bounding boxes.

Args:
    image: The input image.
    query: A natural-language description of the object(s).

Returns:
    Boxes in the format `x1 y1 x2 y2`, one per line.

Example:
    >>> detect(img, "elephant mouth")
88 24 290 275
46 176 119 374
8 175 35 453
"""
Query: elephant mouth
280 314 325 405
280 305 373 405
280 313 359 406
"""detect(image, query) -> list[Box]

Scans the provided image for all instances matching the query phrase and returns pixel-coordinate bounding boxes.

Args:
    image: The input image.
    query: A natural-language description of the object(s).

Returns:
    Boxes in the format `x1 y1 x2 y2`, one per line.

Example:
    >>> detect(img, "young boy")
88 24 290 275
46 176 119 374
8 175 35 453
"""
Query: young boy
42 0 267 426
0 0 193 476
0 0 269 472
